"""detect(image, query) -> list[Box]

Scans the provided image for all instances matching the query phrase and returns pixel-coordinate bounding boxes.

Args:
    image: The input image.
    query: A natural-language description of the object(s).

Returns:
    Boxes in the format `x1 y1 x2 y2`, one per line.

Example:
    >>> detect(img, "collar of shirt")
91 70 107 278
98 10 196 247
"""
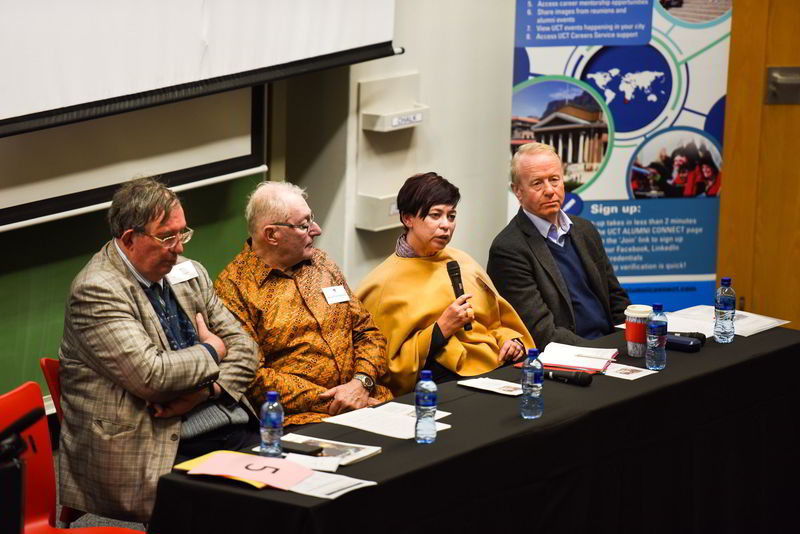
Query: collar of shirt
113 238 163 289
522 208 573 247
244 239 312 285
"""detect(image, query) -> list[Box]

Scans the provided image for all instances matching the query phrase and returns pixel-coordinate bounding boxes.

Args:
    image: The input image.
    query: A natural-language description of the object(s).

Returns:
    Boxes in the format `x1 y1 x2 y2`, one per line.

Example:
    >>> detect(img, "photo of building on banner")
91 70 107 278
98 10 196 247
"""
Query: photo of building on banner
510 0 731 311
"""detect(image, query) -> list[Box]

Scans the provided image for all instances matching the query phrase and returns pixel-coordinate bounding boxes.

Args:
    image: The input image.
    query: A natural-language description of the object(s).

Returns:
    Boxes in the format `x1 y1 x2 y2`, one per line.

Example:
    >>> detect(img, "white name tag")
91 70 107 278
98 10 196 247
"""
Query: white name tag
165 261 199 285
322 285 350 304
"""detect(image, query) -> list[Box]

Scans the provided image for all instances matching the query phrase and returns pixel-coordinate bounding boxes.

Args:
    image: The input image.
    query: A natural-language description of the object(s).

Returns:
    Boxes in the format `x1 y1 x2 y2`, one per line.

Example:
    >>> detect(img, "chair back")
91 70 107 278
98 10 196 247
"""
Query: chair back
39 358 63 423
0 381 57 531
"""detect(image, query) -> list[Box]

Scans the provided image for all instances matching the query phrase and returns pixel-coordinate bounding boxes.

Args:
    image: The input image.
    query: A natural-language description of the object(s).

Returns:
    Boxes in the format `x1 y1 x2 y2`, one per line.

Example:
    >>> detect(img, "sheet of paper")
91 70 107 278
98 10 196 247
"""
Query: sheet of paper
662 313 715 338
324 402 451 439
289 471 376 499
175 451 267 488
604 363 658 380
369 401 450 420
187 451 312 490
284 453 341 472
669 305 789 337
457 377 522 396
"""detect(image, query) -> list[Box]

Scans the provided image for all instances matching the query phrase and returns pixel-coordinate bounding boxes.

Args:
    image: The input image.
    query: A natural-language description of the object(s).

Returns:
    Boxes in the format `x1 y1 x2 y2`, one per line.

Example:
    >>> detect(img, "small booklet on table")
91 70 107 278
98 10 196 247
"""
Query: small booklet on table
280 433 382 465
537 342 618 373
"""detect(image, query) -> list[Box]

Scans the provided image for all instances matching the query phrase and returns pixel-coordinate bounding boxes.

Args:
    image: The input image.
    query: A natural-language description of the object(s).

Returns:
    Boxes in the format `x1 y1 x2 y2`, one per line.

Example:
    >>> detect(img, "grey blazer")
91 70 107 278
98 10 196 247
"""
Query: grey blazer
58 241 258 522
487 210 630 348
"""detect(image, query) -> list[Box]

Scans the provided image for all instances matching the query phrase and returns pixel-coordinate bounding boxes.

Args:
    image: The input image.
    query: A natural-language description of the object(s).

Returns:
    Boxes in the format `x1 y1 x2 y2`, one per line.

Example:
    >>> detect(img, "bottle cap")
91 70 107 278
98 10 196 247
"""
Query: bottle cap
721 277 731 287
652 303 663 312
420 370 433 380
267 391 278 402
527 348 540 358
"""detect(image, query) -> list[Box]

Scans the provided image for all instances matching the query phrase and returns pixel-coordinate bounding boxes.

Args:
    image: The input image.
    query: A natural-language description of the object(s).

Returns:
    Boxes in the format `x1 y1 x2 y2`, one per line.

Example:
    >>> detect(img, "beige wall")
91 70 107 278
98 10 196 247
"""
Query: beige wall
283 0 516 286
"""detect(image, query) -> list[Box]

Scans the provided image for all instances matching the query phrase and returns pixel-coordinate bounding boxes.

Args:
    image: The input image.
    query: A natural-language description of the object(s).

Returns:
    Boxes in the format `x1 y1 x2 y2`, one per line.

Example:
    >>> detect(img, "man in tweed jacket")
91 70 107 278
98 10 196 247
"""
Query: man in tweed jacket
58 178 258 522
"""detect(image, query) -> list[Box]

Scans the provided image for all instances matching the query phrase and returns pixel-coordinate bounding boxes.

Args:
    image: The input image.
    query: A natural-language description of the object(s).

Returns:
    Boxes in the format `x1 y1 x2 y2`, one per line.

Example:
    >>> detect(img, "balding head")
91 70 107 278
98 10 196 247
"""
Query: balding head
245 181 308 238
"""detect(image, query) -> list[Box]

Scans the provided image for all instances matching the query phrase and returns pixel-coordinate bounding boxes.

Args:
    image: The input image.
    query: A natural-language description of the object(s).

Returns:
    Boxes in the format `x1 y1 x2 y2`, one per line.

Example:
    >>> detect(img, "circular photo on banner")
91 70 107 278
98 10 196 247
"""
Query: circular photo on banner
511 76 614 193
656 0 732 27
627 127 722 200
581 45 672 135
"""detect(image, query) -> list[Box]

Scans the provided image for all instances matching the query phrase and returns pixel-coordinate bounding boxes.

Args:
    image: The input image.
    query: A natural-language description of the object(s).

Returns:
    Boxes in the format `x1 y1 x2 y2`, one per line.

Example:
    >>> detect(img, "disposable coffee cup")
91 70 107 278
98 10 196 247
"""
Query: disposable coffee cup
624 305 652 358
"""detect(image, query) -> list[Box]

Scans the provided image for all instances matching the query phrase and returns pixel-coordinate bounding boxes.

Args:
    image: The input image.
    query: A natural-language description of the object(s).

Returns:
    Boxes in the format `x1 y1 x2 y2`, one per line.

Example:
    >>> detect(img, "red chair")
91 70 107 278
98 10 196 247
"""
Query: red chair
0 381 142 533
40 358 86 527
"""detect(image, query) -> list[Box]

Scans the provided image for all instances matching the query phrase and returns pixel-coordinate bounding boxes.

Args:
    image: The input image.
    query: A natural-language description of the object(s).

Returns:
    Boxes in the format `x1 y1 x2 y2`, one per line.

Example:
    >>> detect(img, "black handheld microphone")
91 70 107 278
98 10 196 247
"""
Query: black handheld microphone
544 369 593 387
446 261 472 331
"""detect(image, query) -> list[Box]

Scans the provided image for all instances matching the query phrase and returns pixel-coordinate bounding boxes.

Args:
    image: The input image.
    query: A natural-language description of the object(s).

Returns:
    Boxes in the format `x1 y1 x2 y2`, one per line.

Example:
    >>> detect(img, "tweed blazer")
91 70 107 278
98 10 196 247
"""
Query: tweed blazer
487 210 630 349
58 241 258 522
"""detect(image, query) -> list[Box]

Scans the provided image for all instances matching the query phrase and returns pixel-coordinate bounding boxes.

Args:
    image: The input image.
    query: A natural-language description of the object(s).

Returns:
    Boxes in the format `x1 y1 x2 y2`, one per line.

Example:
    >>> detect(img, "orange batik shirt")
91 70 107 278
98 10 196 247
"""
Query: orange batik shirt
214 241 392 425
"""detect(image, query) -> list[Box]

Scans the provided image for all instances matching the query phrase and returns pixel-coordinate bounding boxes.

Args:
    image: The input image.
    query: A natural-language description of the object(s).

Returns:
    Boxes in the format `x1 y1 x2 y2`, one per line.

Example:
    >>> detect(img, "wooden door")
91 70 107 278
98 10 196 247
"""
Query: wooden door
718 0 800 328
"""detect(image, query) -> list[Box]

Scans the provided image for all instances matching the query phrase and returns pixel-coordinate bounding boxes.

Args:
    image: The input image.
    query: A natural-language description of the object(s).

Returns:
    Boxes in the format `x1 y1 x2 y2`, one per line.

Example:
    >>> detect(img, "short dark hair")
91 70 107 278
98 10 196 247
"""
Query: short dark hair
396 172 460 229
107 177 179 237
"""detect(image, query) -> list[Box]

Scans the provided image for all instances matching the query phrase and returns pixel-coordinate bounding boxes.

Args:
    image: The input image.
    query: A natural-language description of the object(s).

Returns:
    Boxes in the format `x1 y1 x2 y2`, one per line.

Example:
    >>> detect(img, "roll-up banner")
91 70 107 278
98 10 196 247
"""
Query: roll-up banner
511 0 731 311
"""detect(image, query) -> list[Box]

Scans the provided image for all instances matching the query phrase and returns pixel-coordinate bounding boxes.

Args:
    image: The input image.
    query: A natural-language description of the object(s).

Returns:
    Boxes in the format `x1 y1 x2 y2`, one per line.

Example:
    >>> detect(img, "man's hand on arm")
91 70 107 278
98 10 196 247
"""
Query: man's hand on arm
319 379 372 415
196 313 227 361
149 382 218 418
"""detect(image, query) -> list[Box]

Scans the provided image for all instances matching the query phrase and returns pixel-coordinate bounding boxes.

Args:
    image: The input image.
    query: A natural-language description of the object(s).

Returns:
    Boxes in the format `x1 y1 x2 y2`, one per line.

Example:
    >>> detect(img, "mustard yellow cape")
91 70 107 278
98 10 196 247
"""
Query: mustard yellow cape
356 247 534 396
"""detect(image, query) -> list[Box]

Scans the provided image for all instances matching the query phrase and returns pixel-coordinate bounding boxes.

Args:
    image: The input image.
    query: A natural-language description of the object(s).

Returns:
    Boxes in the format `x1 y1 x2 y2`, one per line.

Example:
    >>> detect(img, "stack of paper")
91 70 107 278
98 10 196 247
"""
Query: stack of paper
175 451 376 499
668 305 789 337
457 377 522 396
324 402 451 439
538 342 618 372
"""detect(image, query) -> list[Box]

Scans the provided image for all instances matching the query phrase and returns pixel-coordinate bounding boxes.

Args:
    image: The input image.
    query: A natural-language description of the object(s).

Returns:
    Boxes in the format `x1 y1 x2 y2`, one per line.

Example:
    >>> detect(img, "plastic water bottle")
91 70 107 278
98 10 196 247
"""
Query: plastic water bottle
520 348 544 419
260 391 283 457
415 370 437 444
646 303 668 371
714 277 735 343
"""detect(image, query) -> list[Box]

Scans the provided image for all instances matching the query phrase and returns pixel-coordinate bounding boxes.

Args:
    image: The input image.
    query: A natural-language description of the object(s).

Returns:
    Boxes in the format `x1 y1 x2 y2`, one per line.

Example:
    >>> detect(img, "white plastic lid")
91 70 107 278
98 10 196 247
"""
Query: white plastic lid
624 304 653 319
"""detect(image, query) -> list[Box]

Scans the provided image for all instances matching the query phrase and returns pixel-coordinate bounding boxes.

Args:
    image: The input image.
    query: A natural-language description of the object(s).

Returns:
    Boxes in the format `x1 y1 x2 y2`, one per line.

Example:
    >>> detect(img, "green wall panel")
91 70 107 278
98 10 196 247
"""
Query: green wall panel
0 174 262 395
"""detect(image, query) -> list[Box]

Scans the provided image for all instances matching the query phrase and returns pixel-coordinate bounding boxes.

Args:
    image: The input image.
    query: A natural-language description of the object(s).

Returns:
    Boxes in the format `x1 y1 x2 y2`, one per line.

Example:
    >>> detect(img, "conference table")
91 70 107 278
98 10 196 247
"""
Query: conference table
148 328 800 534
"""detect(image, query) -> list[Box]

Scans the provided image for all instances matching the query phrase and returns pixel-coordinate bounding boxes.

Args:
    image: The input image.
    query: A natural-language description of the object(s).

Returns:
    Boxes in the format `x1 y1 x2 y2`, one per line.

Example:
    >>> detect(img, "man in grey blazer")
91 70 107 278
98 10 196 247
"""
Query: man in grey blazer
58 178 259 522
488 142 629 349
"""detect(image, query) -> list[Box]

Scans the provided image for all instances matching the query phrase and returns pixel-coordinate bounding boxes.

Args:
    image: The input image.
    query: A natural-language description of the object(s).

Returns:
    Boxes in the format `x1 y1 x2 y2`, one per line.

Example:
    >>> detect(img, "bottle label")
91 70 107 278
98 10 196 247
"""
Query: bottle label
716 295 735 310
265 412 282 429
416 391 436 407
533 367 543 385
648 322 667 335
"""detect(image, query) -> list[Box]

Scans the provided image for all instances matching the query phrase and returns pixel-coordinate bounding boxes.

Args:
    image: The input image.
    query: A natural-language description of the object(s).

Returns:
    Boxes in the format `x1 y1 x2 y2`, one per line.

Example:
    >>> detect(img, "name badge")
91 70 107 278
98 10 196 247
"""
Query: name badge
166 261 199 285
322 285 350 304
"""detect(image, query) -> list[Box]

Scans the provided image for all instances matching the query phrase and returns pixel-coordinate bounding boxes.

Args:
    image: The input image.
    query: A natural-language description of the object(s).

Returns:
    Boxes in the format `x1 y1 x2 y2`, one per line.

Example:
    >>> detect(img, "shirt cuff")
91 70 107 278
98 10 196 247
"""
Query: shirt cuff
201 342 219 364
428 323 448 358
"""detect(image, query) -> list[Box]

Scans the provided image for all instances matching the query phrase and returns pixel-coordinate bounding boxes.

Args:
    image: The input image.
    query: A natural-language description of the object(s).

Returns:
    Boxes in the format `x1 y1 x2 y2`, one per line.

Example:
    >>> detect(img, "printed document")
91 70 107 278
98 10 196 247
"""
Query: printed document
324 402 451 439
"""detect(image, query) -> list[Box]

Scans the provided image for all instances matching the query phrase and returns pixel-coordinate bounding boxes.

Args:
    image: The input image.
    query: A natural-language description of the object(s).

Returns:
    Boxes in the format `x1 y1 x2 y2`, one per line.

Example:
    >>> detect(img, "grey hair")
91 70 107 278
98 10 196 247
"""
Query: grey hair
245 181 308 237
510 142 562 186
107 177 178 237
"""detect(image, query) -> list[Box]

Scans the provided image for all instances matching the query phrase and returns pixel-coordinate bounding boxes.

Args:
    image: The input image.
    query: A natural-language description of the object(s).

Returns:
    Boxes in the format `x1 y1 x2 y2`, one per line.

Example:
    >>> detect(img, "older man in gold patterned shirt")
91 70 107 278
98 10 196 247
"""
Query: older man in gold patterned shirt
215 181 392 425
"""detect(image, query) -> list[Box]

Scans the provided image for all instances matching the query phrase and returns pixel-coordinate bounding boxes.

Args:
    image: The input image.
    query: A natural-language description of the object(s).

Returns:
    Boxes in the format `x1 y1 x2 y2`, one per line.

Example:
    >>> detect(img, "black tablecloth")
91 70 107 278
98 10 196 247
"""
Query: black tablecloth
148 329 800 534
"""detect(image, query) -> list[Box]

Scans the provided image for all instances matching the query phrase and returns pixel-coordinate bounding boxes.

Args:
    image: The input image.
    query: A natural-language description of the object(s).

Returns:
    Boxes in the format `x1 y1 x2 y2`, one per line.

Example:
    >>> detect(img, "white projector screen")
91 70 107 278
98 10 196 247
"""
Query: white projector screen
0 0 394 126
0 0 395 229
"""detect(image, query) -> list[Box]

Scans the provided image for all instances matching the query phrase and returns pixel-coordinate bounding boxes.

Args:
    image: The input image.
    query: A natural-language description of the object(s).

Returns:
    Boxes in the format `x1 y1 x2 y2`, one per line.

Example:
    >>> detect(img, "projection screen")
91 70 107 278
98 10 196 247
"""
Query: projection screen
0 0 395 230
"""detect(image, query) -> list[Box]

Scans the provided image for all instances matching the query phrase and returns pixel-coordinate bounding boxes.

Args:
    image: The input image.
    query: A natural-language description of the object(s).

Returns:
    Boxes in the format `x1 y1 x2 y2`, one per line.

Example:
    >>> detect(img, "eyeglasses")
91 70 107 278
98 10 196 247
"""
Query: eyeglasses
528 176 563 192
269 214 316 234
138 227 194 248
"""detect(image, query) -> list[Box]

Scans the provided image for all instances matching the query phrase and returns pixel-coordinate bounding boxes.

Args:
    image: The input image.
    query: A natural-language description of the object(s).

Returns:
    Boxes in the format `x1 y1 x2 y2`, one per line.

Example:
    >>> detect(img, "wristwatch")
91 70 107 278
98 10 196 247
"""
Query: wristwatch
353 373 375 393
